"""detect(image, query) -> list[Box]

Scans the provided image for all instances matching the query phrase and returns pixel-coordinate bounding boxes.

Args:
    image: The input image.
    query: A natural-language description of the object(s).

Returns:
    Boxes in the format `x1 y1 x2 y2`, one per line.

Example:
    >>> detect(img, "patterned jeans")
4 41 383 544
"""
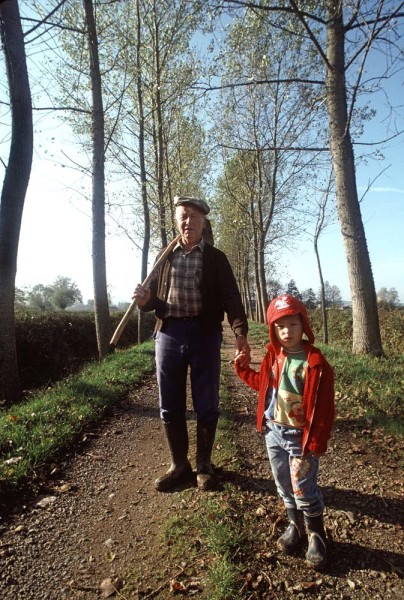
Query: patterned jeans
265 422 324 516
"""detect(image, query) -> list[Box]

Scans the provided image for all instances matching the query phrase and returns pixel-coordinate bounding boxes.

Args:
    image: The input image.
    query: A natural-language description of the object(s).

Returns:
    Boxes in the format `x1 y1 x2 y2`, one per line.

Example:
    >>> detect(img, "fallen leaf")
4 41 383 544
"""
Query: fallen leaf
100 576 124 598
55 483 71 493
89 453 104 460
293 581 318 592
345 511 356 525
4 456 22 465
36 496 56 508
170 578 186 593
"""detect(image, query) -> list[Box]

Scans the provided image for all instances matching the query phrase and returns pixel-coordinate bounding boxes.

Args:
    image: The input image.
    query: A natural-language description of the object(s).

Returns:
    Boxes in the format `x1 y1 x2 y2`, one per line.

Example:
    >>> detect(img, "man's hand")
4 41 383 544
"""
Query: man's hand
133 284 151 307
234 335 251 368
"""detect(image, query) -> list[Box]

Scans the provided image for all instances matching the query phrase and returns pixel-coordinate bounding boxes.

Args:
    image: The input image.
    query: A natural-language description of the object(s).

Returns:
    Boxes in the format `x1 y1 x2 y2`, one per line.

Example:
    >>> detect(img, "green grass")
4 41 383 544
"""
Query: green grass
163 486 249 599
216 382 244 473
205 556 242 600
162 370 256 600
321 345 403 434
0 343 155 486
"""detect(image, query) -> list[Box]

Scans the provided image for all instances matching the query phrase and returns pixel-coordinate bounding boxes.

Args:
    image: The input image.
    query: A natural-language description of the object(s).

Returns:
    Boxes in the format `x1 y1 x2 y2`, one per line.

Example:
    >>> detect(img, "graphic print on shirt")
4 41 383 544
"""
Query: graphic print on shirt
273 352 307 428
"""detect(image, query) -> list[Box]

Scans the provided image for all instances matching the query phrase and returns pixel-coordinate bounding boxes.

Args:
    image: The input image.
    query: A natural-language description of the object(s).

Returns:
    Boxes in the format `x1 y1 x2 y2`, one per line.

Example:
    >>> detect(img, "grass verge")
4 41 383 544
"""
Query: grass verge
162 369 258 600
0 343 155 488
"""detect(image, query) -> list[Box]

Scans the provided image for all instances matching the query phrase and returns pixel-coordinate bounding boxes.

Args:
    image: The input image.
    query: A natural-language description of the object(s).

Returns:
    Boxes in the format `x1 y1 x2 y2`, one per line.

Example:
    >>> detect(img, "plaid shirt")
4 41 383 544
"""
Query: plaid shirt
165 239 204 318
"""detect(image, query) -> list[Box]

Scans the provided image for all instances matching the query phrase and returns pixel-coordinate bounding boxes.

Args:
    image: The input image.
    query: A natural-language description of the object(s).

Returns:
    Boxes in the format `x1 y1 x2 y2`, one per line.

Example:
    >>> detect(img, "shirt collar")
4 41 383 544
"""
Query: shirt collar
174 237 205 253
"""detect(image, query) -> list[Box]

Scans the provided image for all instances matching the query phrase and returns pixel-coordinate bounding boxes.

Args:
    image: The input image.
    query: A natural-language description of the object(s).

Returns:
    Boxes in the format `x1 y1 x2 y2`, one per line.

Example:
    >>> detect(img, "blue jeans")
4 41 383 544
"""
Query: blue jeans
155 318 222 425
265 423 323 516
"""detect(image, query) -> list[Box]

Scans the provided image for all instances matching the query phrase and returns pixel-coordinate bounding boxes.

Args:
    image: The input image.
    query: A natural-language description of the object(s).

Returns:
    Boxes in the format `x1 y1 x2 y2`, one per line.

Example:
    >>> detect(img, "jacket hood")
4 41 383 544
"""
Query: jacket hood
266 294 314 351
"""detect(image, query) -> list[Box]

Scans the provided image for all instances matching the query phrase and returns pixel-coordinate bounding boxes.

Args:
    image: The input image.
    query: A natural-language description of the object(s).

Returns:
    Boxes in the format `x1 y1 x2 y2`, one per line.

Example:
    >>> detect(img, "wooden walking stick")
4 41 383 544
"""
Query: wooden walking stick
109 234 181 350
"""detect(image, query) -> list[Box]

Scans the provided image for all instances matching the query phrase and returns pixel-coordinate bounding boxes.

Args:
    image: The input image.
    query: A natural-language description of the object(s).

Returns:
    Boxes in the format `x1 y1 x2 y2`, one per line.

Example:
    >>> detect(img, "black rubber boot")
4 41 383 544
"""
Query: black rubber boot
196 421 218 491
277 508 304 554
155 419 192 492
304 513 328 570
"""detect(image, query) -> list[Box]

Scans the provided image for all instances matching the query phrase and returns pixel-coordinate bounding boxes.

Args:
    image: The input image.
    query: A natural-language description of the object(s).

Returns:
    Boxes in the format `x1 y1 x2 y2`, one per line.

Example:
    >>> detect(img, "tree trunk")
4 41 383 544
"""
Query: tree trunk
257 233 268 322
325 1 383 356
251 218 263 323
152 0 167 247
137 0 150 344
0 0 33 404
314 238 328 344
83 0 111 358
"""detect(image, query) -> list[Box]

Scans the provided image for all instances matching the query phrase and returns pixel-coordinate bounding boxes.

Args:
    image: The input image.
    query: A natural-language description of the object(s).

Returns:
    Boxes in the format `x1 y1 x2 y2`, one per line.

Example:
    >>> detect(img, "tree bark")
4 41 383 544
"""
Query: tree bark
136 0 150 344
325 1 382 355
314 237 328 345
152 0 167 247
83 0 111 358
0 0 33 404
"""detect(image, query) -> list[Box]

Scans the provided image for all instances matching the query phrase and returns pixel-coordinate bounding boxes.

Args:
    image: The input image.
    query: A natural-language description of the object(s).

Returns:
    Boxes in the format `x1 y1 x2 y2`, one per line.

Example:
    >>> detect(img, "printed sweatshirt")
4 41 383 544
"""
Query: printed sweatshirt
235 341 335 455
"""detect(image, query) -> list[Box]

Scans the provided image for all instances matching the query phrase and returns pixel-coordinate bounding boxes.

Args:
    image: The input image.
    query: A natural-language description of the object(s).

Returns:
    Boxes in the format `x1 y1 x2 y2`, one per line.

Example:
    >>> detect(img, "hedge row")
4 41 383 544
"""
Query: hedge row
15 310 156 390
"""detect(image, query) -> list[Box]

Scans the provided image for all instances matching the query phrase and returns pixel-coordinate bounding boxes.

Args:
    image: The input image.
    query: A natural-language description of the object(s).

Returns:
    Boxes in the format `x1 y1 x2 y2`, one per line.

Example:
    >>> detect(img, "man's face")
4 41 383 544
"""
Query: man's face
175 205 205 248
273 314 304 351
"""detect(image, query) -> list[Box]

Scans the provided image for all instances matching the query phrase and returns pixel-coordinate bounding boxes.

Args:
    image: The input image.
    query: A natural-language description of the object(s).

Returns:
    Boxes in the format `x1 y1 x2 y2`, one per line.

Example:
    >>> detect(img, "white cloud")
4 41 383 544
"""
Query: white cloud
358 186 404 194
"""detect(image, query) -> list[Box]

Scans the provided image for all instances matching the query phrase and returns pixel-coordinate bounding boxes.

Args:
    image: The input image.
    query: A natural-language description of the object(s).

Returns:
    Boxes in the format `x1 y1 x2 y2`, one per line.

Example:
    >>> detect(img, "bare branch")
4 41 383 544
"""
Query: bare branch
345 4 404 31
288 0 331 69
32 105 91 114
222 0 327 25
217 143 330 153
192 77 325 94
23 0 71 38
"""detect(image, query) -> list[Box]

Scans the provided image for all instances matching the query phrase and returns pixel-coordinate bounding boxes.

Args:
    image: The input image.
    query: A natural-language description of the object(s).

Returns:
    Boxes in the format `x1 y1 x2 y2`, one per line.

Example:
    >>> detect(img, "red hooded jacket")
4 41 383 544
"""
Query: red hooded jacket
235 295 335 456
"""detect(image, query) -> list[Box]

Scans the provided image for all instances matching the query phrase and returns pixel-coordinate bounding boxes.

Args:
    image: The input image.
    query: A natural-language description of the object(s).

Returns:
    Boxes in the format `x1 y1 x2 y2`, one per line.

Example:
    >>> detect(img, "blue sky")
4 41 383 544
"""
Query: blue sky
280 149 404 302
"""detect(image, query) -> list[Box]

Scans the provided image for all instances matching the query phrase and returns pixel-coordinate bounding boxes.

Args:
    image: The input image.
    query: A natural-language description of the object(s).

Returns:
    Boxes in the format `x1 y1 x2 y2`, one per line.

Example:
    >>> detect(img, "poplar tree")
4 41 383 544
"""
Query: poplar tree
0 0 33 404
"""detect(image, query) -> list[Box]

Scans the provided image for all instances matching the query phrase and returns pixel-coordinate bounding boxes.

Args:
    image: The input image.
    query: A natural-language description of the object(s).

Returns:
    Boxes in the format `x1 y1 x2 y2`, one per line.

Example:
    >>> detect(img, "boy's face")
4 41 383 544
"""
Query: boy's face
273 314 304 352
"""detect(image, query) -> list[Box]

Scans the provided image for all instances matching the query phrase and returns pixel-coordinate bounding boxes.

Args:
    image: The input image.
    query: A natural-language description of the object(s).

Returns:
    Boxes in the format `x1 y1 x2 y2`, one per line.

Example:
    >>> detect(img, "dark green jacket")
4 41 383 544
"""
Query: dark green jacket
141 243 248 337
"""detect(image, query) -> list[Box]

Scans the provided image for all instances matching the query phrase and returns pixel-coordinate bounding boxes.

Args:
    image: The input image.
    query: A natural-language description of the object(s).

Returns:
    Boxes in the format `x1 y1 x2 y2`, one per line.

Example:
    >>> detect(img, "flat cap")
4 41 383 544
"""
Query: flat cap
174 195 210 215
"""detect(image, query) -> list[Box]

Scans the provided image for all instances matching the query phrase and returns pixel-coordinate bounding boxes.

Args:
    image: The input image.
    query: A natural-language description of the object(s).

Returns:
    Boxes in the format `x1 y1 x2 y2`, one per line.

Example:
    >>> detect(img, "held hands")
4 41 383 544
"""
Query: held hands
132 284 151 307
234 335 251 369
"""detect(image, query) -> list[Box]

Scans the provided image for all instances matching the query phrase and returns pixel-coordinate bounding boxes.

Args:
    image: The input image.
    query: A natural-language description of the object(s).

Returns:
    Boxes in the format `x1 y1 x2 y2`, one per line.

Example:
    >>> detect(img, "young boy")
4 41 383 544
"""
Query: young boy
235 295 335 570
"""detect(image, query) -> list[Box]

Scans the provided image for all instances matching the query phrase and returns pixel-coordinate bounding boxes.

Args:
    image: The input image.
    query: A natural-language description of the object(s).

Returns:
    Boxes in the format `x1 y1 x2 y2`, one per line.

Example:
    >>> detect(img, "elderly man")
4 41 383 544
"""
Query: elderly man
134 195 250 491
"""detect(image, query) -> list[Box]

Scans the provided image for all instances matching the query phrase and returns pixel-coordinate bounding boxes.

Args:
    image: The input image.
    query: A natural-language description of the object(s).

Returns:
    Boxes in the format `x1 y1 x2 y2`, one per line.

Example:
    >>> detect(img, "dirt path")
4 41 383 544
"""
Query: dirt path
0 326 403 599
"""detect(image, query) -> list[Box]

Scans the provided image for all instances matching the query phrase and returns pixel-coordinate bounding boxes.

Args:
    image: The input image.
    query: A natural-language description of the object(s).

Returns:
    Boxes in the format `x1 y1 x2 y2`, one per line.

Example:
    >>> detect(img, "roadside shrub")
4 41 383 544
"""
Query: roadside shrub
308 307 404 355
309 308 353 348
15 310 155 390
